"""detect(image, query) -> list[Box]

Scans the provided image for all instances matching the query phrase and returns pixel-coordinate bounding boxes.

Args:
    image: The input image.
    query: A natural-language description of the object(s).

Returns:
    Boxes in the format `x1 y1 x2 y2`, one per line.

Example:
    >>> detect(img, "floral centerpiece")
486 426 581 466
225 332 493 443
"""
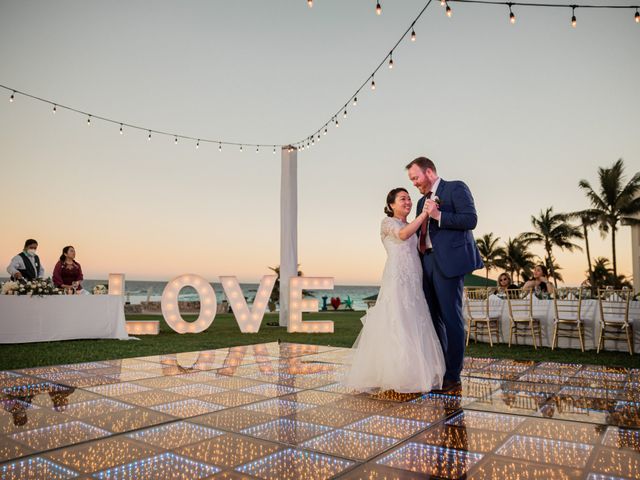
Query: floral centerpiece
1 278 61 296
92 284 108 295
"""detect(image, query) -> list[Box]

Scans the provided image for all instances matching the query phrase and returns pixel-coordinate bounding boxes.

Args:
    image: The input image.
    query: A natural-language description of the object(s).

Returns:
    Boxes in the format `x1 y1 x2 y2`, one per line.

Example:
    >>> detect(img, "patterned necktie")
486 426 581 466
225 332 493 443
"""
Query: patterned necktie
418 191 432 254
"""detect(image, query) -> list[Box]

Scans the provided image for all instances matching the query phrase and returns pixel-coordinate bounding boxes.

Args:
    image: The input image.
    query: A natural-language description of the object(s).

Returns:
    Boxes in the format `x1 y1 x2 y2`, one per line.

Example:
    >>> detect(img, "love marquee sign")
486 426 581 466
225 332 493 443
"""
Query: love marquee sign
109 273 335 335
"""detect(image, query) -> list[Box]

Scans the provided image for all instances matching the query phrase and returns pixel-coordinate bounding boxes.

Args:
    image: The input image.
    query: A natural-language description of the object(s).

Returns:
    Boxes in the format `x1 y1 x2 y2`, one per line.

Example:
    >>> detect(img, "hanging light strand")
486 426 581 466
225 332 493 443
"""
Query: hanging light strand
0 84 281 151
292 0 436 147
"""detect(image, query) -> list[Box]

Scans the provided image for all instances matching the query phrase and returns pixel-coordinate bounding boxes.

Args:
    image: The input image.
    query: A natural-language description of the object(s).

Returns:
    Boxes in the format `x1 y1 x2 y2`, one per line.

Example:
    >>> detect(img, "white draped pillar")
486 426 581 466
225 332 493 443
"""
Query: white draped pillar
279 146 298 326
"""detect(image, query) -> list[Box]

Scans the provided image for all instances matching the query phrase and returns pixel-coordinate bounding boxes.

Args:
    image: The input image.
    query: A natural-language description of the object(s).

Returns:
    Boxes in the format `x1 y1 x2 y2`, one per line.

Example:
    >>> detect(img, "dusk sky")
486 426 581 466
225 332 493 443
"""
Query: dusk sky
1 0 638 285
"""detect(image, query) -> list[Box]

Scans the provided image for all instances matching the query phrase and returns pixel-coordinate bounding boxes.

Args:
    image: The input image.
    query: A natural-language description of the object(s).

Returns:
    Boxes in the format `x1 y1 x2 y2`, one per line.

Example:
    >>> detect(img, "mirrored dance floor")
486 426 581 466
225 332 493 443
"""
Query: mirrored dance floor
1 342 638 479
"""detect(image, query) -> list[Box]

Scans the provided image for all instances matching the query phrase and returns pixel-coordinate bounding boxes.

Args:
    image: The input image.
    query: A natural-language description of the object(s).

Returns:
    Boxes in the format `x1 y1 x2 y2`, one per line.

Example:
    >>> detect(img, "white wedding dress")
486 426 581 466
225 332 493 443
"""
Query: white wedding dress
344 217 445 393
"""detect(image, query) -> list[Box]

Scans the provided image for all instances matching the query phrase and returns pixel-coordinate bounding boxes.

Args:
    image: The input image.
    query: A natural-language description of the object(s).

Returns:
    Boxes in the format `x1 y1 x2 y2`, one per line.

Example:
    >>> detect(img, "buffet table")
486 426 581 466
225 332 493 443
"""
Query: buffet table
466 296 640 351
0 295 132 343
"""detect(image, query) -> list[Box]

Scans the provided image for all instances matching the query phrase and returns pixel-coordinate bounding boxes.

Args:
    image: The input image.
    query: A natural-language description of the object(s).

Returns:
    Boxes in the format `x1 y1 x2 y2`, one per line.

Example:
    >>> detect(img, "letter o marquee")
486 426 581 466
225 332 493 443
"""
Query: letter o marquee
161 274 217 333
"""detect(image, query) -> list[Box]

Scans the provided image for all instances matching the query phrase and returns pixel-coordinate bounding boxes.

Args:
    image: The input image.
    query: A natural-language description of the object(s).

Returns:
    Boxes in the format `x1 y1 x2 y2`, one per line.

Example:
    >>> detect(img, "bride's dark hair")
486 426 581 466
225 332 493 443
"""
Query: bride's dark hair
384 188 408 217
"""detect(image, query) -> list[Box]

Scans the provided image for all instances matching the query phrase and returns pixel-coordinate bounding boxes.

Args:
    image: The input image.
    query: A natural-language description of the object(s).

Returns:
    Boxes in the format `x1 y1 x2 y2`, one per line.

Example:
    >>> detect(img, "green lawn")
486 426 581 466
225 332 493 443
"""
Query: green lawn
1 311 638 370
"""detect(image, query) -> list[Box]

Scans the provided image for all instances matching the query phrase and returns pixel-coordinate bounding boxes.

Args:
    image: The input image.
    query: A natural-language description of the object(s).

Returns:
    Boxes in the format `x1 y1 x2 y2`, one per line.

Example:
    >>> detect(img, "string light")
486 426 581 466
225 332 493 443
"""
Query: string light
388 52 394 69
52 104 57 114
9 91 14 103
174 136 178 144
441 0 446 5
335 117 339 128
87 115 91 126
571 6 576 27
307 0 313 7
411 28 417 41
219 142 222 151
635 8 639 23
148 130 152 141
256 146 259 153
324 127 328 135
371 76 376 90
343 108 348 118
240 145 243 152
273 145 276 154
119 124 124 135
376 1 382 15
446 2 453 17
508 3 516 24
196 139 200 149
353 96 358 106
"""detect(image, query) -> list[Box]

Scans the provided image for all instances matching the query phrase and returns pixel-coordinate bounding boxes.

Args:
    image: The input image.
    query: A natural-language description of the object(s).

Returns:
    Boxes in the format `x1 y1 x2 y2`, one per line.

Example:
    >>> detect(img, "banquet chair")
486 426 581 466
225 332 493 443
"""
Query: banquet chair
506 289 543 349
464 287 501 346
597 288 634 355
552 288 586 352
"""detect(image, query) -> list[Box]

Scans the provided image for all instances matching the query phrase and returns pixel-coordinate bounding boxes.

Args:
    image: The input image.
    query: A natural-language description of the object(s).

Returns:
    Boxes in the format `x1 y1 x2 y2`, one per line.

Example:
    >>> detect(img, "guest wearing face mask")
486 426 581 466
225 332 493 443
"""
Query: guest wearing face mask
7 239 44 281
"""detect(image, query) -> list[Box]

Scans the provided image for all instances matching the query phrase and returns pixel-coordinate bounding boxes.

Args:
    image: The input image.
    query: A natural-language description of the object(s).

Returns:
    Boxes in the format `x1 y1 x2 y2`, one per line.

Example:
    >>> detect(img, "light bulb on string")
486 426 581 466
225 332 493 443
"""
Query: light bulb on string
240 145 243 152
218 142 222 151
343 109 348 118
571 7 577 27
353 96 358 106
52 104 57 114
311 136 315 145
174 136 178 144
148 131 152 141
371 76 376 90
256 146 259 153
376 1 381 15
307 0 313 8
317 134 321 142
635 8 639 23
411 28 416 42
273 146 276 154
446 2 452 18
388 52 394 69
324 127 328 135
508 4 515 24
87 115 91 126
440 0 445 6
9 91 15 103
119 124 124 135
335 117 339 128
197 140 200 149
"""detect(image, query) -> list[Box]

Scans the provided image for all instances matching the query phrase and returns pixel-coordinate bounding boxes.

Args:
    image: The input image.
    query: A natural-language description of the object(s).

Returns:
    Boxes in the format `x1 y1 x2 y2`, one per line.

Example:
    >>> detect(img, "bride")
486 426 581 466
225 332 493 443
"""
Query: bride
344 188 445 393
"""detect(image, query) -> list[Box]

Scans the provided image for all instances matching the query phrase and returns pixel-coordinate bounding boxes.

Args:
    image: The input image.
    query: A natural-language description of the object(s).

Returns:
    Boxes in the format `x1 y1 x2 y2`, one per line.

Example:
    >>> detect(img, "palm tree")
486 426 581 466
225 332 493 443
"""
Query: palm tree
524 207 583 289
568 209 599 294
579 158 640 282
497 234 535 283
588 257 633 290
476 233 505 285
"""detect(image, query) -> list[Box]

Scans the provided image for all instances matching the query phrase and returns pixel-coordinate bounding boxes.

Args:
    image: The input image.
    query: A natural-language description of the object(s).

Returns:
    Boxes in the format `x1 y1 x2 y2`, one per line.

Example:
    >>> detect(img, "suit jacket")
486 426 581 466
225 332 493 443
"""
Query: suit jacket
417 179 484 278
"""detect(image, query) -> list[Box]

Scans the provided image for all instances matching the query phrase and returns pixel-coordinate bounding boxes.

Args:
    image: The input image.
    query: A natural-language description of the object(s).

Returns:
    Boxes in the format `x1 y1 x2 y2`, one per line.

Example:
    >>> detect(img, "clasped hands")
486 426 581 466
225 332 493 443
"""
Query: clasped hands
421 199 440 221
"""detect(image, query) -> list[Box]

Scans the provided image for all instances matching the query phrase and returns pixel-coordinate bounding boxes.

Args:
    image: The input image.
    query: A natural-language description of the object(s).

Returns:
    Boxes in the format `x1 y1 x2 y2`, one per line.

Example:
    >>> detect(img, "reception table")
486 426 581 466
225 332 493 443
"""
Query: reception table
0 295 132 343
465 296 640 352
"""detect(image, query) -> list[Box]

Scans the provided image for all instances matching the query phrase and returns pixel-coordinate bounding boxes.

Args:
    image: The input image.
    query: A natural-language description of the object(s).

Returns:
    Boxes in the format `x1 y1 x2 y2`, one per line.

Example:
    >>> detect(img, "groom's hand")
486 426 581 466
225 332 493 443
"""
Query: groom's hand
425 199 441 220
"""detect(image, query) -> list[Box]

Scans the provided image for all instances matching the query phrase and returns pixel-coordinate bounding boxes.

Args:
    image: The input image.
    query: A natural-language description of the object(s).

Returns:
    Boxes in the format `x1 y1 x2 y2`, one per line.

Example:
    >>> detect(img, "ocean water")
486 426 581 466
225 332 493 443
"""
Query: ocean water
78 279 379 311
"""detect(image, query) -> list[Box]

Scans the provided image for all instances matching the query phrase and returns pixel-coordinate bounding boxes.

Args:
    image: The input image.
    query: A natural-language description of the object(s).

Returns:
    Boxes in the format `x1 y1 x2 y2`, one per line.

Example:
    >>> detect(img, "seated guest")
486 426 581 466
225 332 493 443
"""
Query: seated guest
6 239 44 281
496 272 519 295
53 246 87 294
523 264 554 297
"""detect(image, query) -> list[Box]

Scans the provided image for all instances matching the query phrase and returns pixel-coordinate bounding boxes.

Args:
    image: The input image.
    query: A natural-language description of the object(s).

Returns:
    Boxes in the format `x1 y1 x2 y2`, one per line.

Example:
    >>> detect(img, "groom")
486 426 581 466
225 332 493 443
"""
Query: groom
407 157 483 392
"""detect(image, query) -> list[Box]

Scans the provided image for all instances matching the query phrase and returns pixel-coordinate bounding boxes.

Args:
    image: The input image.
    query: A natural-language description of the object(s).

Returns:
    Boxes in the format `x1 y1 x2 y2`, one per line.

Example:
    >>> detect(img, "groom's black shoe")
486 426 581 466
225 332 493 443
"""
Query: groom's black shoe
431 380 462 394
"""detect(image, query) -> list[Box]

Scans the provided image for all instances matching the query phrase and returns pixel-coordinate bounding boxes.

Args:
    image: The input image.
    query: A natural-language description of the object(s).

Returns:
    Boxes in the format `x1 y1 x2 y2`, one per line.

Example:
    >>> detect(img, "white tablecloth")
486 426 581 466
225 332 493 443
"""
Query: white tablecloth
0 295 131 343
466 297 640 352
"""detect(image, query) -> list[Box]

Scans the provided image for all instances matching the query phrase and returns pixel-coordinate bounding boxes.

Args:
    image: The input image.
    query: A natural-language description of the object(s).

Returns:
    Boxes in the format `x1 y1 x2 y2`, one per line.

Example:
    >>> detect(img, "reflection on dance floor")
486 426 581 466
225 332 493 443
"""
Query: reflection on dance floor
0 342 638 479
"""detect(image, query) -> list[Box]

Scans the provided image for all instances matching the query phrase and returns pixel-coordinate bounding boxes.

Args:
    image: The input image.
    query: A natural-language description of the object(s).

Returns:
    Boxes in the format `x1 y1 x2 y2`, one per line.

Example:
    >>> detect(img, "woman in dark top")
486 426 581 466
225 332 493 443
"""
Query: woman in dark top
523 264 554 298
52 246 87 294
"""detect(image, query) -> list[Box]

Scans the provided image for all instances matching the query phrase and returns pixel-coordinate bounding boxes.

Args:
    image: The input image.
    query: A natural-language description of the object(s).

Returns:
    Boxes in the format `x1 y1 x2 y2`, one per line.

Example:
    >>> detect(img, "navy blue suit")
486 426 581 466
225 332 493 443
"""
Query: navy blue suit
417 179 483 383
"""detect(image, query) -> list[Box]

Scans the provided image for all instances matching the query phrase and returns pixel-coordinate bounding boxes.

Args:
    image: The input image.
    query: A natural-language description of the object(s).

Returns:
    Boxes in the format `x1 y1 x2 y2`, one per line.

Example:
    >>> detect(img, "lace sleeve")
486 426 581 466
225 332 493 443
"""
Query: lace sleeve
380 217 401 239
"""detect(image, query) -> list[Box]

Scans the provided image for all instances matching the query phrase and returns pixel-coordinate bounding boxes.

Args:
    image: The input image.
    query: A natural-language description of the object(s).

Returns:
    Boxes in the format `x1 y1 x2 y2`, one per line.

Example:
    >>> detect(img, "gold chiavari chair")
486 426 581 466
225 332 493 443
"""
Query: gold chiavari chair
506 289 543 349
597 288 634 355
464 287 501 346
552 288 586 352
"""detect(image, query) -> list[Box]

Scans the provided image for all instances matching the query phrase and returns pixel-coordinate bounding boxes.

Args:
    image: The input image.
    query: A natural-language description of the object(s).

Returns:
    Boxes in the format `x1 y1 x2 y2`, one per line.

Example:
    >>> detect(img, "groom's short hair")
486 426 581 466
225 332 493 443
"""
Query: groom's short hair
406 157 437 173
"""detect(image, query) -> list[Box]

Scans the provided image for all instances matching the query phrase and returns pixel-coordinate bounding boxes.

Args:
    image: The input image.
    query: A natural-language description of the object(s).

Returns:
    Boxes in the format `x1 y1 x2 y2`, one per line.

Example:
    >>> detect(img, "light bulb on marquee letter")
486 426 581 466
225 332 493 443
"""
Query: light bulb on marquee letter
161 274 217 334
287 276 334 333
108 274 125 295
220 275 276 333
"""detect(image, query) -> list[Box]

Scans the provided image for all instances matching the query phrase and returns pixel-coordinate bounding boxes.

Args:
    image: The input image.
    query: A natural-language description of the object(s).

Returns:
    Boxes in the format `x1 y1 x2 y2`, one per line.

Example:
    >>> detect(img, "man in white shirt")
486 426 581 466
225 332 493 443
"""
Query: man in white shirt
7 239 45 281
